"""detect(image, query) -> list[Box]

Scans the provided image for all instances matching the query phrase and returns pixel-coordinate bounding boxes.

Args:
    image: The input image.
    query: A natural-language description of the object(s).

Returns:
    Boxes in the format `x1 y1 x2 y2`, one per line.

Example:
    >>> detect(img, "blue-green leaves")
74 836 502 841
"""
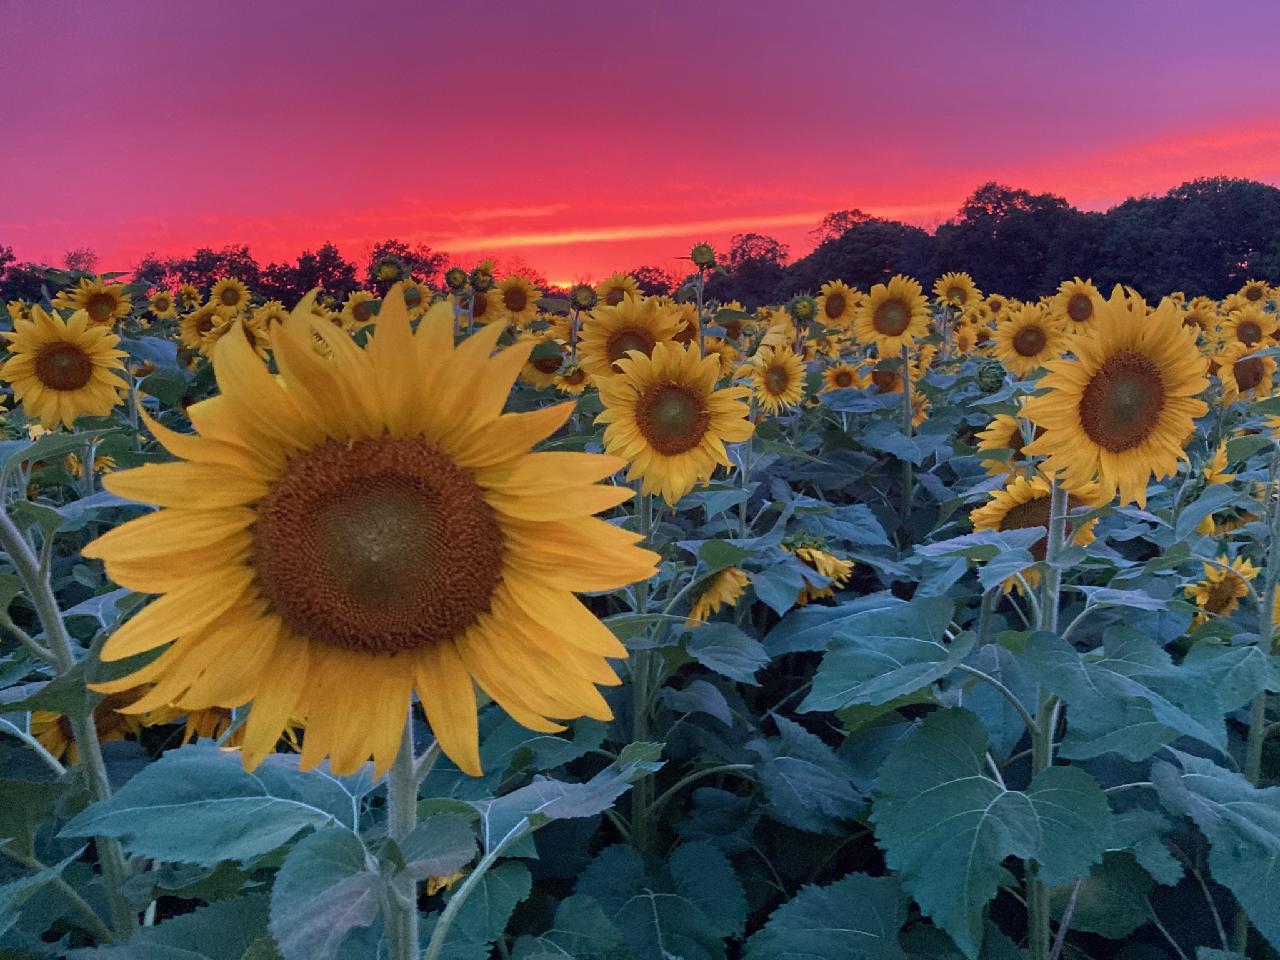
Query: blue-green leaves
871 709 1111 959
745 872 908 960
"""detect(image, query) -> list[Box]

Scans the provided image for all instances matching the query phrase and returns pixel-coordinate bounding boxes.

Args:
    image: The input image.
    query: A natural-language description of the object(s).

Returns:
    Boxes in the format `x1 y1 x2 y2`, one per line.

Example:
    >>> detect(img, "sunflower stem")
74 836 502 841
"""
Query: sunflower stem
0 499 135 938
899 346 913 526
386 715 421 960
630 490 656 850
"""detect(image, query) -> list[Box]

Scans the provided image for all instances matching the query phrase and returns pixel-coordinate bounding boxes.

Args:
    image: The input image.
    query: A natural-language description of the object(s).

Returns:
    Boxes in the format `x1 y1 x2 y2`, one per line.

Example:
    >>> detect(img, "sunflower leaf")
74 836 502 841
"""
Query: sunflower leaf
745 872 909 960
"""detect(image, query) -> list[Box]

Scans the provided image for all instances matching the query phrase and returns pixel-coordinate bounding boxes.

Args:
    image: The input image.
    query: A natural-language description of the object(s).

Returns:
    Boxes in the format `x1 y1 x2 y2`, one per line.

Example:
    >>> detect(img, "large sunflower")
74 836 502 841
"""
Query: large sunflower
1023 292 1209 507
1049 277 1104 336
1215 341 1275 403
748 344 806 414
596 273 640 308
83 285 658 777
53 277 132 325
853 275 930 354
210 277 251 316
578 293 683 379
992 304 1064 377
596 340 753 505
817 280 859 328
495 275 542 327
933 272 981 309
1 307 127 428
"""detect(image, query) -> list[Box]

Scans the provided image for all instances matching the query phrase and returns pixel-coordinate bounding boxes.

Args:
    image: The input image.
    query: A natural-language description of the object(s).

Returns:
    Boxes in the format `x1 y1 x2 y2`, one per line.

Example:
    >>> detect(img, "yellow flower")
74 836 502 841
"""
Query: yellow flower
578 293 683 379
53 277 133 325
596 273 640 308
1049 278 1103 336
179 305 220 351
1218 305 1276 350
149 290 177 319
817 280 860 328
341 290 378 328
976 413 1039 476
178 284 202 309
934 272 981 308
992 304 1064 377
495 275 542 326
209 277 251 316
1203 441 1234 485
31 691 144 763
788 545 853 605
252 300 292 329
748 345 806 414
518 333 565 389
1 307 127 428
685 567 750 627
854 275 930 354
1237 279 1272 305
820 362 866 393
1023 289 1209 507
1215 342 1275 403
7 299 30 322
1185 556 1259 624
597 340 753 505
203 316 271 361
83 285 657 777
553 364 592 395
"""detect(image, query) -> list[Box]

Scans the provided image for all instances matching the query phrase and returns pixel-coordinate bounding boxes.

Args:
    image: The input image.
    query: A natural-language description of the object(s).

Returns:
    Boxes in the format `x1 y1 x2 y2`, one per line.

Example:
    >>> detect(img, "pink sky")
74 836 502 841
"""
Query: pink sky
3 0 1279 286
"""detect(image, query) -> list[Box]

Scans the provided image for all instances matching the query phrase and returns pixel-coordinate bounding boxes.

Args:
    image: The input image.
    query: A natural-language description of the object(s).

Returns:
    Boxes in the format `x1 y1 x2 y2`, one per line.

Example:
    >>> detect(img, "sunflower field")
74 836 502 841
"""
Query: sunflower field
3 254 1280 960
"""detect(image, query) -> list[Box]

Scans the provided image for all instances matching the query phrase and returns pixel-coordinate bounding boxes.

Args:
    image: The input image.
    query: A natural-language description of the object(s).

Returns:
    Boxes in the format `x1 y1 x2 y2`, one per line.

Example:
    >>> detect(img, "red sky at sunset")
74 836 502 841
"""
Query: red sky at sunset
3 0 1279 287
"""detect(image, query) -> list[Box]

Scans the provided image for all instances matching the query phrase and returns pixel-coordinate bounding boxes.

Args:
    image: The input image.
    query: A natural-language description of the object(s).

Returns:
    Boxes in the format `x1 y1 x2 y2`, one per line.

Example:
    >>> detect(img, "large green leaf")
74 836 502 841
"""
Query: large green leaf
67 894 271 959
268 829 382 960
747 716 860 834
61 743 356 864
800 597 968 712
685 622 769 684
1023 628 1226 760
870 709 1111 959
1181 640 1280 711
510 895 625 959
745 872 908 960
1153 750 1280 950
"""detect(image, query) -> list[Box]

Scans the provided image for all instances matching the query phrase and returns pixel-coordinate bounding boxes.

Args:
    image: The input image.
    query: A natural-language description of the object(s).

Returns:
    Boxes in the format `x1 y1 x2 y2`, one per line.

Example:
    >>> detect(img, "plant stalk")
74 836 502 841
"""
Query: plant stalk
385 716 420 960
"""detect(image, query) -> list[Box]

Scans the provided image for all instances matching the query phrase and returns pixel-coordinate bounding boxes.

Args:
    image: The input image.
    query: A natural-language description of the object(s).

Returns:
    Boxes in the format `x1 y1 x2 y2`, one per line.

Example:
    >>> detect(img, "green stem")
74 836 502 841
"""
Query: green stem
976 587 998 645
0 846 114 944
738 410 755 539
0 502 135 937
0 717 66 776
630 491 656 850
899 346 913 525
385 716 420 960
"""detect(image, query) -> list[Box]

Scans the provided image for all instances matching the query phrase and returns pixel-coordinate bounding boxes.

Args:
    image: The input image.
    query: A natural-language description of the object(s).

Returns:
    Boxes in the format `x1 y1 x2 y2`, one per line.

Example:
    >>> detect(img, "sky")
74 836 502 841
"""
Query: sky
2 0 1279 287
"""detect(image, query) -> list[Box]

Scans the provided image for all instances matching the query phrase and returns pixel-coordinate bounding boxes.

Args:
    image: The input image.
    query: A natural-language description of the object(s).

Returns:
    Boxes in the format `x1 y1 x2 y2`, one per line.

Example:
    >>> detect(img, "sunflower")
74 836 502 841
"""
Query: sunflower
149 290 177 319
252 300 292 329
518 333 565 389
54 277 133 325
1203 441 1235 485
748 345 806 414
495 275 542 327
934 272 981 309
84 285 657 777
203 316 271 361
596 273 640 308
1185 556 1259 624
853 275 930 354
1049 278 1104 336
1238 279 1272 304
460 288 501 325
210 277 251 316
787 544 853 605
685 567 750 627
596 340 753 505
1182 297 1218 336
970 473 1104 590
401 279 431 316
985 294 1010 320
341 291 378 328
6 300 29 323
1 307 127 428
179 305 218 352
817 280 859 328
178 284 202 309
976 412 1041 476
992 304 1064 377
1216 341 1276 403
553 364 591 396
578 293 683 379
1022 292 1209 507
669 301 700 345
1218 305 1276 349
820 362 867 393
703 337 740 377
31 691 144 763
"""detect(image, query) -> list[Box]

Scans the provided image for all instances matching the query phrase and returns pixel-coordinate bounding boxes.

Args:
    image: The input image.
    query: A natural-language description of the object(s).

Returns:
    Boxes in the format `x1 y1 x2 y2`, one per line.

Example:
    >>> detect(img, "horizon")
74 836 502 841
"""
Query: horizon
3 1 1280 285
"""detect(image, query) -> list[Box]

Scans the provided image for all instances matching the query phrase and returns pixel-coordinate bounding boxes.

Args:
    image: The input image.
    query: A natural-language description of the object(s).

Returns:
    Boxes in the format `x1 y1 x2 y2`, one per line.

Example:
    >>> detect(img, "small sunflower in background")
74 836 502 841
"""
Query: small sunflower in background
1185 555 1259 624
495 275 542 327
1 306 128 428
341 290 378 328
54 277 133 325
854 274 929 354
460 287 499 324
933 271 981 309
518 333 565 388
820 361 866 393
178 283 202 309
203 316 271 361
1215 342 1275 402
748 344 806 414
786 539 854 605
985 293 1010 321
84 286 658 777
373 254 407 285
31 691 144 763
1218 304 1275 349
1202 440 1235 485
596 273 640 308
992 303 1064 377
685 567 750 627
970 473 1105 591
554 364 591 396
6 300 29 322
400 279 431 317
149 290 177 319
252 300 291 329
1181 297 1218 337
180 305 220 351
209 277 251 316
975 411 1041 476
1237 279 1272 304
817 280 859 329
597 340 753 505
1023 290 1209 507
579 293 683 379
1049 277 1104 336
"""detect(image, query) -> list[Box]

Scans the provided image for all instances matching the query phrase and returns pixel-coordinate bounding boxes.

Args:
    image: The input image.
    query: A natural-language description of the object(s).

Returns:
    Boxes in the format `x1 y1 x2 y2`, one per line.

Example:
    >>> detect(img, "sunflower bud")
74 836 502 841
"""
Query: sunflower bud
570 283 597 311
689 242 716 269
444 268 468 291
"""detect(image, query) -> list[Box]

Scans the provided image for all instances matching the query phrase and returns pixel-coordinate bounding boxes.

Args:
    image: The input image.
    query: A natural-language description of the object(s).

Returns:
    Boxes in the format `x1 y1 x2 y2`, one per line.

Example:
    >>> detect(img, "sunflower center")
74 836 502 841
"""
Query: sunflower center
1234 356 1265 392
154 295 170 311
35 342 94 391
471 294 488 319
533 355 561 374
220 287 240 307
1067 294 1093 323
1078 349 1166 453
86 293 115 322
353 301 373 323
605 288 626 307
825 293 846 320
1203 575 1244 615
833 370 853 388
999 497 1077 562
873 299 910 336
635 384 709 455
947 287 964 303
871 369 902 393
1012 324 1047 357
1246 286 1263 302
764 364 792 395
607 328 656 366
403 286 422 308
1236 320 1262 345
196 314 215 335
251 437 504 654
503 288 528 313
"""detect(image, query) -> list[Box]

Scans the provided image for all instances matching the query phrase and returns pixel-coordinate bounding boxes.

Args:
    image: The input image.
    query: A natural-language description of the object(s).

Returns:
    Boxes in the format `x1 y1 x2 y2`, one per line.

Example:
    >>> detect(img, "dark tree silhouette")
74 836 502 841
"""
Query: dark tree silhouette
705 233 789 308
262 243 361 304
366 239 448 289
168 245 263 292
628 266 676 296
